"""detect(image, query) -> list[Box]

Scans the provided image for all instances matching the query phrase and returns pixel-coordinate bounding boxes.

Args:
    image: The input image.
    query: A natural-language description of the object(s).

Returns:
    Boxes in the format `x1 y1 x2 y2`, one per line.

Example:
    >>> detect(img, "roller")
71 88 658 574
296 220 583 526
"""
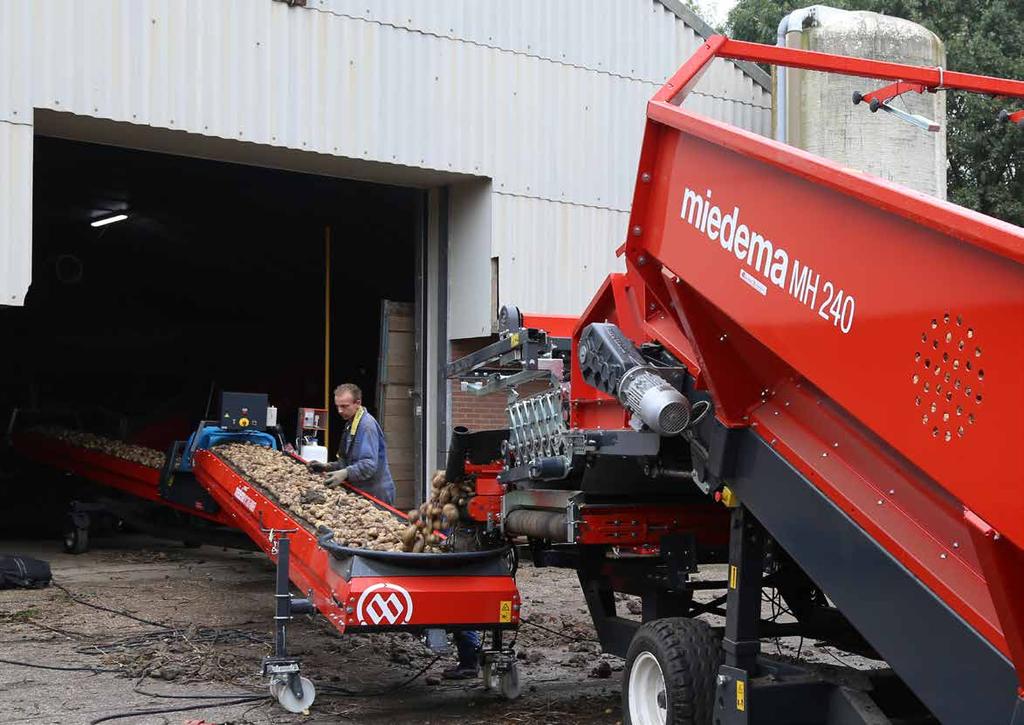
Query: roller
504 509 568 543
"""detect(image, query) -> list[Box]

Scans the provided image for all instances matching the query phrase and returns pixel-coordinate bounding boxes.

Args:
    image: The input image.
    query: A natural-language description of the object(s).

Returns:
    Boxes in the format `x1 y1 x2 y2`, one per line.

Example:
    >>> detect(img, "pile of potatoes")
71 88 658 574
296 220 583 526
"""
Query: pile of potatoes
30 426 166 469
215 443 416 552
399 470 476 553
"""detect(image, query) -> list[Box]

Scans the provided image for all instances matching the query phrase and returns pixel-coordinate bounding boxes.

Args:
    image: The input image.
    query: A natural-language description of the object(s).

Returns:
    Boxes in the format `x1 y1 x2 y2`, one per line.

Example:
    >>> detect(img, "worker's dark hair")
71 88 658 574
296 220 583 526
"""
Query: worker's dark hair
334 383 362 402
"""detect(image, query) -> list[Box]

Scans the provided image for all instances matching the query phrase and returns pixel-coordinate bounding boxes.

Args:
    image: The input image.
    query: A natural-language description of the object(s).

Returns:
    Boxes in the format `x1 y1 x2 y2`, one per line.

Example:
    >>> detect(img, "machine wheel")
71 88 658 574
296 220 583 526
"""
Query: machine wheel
272 675 316 713
63 526 89 555
499 663 521 700
481 660 497 691
622 618 720 725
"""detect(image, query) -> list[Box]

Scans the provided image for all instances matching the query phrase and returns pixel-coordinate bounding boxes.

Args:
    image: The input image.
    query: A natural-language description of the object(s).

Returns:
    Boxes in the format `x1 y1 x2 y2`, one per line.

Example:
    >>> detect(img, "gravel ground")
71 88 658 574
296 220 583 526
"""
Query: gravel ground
0 535 883 724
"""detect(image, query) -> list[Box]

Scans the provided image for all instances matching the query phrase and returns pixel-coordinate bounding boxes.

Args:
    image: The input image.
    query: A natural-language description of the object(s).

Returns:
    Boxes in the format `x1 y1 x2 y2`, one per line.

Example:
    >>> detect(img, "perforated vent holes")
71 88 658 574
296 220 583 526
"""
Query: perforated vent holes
913 313 984 442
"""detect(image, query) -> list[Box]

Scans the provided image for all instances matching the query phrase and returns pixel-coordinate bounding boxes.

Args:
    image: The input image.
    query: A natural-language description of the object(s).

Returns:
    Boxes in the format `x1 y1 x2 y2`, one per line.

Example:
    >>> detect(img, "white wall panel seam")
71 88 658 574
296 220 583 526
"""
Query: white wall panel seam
303 2 763 95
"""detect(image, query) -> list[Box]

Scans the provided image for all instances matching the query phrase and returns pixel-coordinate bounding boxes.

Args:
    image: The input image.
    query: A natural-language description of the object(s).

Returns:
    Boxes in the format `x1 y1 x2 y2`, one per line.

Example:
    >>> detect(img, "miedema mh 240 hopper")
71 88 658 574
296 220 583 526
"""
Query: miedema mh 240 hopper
446 37 1024 725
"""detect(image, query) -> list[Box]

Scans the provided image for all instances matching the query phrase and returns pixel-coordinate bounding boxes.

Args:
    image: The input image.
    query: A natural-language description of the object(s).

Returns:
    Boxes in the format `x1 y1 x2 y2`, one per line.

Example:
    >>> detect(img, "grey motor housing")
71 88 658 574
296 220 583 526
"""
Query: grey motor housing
577 323 690 435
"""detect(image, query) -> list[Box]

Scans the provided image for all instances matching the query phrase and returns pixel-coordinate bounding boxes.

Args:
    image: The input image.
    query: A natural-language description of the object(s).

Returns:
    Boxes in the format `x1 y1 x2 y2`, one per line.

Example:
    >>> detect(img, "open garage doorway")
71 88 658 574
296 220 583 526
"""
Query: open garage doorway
0 137 424 534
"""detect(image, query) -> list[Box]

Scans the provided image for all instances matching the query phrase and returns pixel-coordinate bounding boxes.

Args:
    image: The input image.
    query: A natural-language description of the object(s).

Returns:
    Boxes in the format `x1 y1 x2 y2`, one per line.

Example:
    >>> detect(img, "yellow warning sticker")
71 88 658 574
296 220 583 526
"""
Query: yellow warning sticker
736 680 746 711
499 600 513 623
729 565 738 589
509 332 520 348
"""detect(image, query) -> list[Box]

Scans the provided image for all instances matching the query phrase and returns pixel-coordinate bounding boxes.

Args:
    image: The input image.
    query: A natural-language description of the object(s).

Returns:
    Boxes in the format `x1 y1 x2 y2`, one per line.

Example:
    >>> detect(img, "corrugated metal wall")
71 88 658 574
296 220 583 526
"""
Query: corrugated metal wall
0 0 770 319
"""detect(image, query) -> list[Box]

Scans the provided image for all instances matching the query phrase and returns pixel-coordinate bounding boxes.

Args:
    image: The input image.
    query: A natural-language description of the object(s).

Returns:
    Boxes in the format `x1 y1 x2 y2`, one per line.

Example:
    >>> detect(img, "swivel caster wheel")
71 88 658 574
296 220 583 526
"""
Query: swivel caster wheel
499 663 521 700
63 526 89 555
481 660 499 691
271 675 316 713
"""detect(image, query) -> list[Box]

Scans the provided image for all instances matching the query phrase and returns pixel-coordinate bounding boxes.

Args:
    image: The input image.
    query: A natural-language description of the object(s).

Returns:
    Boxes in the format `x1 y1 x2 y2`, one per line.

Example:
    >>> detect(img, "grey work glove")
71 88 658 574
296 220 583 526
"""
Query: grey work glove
307 460 328 473
325 468 349 487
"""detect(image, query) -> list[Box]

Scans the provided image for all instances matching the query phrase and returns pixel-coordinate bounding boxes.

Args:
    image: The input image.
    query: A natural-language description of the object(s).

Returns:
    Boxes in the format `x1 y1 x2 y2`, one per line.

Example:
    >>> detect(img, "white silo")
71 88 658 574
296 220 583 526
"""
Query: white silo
774 6 947 198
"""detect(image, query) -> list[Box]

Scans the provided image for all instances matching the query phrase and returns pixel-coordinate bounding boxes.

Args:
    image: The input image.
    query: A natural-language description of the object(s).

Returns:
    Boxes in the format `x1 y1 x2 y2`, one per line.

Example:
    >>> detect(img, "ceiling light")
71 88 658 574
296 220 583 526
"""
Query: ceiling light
90 213 128 228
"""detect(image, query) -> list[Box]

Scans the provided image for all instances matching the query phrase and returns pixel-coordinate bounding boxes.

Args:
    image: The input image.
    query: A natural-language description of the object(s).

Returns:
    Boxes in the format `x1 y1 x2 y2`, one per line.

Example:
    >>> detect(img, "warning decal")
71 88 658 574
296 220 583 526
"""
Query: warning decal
499 600 512 623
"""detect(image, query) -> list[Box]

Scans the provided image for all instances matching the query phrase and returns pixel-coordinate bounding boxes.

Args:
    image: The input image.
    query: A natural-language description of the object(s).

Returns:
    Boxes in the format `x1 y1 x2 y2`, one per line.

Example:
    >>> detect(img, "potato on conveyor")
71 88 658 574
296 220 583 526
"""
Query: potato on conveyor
214 443 440 553
30 426 166 469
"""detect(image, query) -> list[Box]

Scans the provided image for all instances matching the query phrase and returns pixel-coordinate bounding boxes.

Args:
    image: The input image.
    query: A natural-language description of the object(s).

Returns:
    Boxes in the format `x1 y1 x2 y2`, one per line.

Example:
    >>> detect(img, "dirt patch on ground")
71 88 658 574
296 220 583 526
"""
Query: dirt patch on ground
0 535 883 724
0 537 622 724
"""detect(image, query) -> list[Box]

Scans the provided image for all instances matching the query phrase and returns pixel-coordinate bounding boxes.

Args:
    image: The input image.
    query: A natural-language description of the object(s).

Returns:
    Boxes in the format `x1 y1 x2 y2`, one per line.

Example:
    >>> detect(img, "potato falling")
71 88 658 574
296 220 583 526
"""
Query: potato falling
214 443 431 553
402 469 477 552
30 426 166 469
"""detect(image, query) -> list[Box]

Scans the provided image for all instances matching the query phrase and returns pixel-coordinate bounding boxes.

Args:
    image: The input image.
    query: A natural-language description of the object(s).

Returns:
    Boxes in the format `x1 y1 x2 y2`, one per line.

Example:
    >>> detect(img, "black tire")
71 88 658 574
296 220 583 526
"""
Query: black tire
63 526 89 555
622 618 721 725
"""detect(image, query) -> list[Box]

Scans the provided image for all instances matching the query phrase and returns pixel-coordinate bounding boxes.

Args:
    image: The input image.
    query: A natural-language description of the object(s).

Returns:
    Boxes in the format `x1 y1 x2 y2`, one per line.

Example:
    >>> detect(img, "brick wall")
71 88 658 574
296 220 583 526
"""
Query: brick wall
450 337 508 431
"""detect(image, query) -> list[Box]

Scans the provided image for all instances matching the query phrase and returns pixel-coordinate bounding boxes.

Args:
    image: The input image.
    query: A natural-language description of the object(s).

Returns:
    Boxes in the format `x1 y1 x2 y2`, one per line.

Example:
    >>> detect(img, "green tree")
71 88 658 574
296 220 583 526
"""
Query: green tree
725 0 1024 226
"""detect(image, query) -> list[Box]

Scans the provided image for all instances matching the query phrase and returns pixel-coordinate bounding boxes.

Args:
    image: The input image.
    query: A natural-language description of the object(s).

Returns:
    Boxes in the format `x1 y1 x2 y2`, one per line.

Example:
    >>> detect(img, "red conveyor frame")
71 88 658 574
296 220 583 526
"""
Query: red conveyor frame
192 449 520 634
13 431 229 524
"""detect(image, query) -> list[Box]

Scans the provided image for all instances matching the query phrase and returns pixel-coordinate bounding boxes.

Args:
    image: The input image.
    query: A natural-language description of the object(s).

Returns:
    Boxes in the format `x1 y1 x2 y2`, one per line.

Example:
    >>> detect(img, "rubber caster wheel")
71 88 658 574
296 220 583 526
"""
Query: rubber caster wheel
481 661 499 691
499 664 521 700
272 676 315 713
63 527 89 555
623 617 720 725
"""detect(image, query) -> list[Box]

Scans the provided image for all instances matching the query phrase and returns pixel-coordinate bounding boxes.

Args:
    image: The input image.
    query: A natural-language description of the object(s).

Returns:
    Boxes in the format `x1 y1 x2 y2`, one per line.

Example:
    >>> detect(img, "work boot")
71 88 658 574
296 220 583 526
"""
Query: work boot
441 661 479 680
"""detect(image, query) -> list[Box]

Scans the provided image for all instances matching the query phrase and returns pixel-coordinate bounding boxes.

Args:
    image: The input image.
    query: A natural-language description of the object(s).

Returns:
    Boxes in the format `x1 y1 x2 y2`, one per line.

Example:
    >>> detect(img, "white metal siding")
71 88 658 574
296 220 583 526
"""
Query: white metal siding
0 0 769 319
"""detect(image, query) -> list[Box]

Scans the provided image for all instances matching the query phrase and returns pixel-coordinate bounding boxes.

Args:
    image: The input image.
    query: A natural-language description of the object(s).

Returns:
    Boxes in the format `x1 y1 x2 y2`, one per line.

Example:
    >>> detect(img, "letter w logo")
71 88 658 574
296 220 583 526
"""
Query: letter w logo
366 593 404 624
356 582 415 626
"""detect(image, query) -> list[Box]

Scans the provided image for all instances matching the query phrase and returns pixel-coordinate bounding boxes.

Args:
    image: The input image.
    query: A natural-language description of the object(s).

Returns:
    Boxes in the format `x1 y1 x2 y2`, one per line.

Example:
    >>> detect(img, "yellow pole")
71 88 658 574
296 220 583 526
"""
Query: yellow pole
324 225 331 449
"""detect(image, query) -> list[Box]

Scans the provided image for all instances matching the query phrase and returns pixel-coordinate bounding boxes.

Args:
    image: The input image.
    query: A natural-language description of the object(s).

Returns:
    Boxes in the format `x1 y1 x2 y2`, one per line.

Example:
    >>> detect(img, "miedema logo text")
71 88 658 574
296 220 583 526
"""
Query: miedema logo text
680 187 855 334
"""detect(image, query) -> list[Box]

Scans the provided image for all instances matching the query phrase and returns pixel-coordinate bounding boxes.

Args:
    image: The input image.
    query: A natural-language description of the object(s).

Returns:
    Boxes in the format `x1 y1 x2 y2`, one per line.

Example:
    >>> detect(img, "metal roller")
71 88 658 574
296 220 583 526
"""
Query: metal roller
504 509 569 543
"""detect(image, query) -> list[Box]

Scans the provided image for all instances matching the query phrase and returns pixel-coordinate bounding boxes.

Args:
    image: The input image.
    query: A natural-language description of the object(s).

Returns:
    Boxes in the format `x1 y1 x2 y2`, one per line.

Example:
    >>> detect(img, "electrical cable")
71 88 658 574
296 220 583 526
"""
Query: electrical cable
88 695 268 725
0 658 123 674
133 681 264 700
520 618 598 644
318 654 442 696
52 581 168 628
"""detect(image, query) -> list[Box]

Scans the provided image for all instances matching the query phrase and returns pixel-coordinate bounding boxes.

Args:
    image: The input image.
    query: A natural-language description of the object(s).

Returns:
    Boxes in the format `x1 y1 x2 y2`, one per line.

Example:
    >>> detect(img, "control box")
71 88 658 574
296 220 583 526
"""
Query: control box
220 392 269 430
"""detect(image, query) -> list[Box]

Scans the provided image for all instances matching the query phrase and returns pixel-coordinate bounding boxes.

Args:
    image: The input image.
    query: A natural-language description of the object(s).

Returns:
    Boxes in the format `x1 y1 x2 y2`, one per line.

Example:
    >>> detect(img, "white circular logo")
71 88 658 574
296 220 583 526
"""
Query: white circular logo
355 582 414 626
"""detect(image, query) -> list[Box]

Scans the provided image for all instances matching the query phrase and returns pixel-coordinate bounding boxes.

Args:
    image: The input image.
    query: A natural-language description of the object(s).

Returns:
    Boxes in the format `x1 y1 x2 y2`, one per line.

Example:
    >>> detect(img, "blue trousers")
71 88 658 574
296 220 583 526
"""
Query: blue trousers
455 630 480 665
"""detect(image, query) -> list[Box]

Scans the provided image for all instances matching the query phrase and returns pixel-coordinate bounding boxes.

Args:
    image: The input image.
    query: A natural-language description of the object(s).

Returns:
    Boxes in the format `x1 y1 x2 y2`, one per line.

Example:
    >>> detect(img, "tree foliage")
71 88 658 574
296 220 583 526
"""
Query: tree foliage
725 0 1024 225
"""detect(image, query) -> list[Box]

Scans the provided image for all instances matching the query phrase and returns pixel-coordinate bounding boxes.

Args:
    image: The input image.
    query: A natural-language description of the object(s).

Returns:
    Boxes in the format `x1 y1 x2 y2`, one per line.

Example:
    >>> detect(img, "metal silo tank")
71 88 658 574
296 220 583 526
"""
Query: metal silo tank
773 5 947 199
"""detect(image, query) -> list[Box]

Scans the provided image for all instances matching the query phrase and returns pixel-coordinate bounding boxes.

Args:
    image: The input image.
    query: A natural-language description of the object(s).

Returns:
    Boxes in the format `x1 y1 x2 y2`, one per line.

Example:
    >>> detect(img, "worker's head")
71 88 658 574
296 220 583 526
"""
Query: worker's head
333 383 362 421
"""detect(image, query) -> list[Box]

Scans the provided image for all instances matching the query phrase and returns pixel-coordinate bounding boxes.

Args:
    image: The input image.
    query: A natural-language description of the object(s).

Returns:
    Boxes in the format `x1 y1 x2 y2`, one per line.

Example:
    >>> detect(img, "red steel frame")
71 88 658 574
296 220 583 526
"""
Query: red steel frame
572 37 1024 692
193 450 520 634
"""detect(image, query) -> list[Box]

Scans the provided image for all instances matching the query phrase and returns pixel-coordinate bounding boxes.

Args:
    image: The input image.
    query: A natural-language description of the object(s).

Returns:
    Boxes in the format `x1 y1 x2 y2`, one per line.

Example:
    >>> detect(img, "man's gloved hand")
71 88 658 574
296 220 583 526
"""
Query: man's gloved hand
307 460 328 473
325 468 349 487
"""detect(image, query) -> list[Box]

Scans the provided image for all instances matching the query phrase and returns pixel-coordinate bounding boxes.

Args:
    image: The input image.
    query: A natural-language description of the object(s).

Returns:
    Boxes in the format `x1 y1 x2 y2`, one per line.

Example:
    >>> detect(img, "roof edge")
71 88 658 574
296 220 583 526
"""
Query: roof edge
655 0 772 92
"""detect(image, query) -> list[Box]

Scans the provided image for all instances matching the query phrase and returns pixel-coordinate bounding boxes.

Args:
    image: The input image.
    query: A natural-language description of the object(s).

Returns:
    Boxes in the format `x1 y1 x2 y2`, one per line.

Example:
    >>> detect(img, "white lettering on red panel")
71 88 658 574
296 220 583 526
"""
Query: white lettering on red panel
680 187 856 334
233 486 257 513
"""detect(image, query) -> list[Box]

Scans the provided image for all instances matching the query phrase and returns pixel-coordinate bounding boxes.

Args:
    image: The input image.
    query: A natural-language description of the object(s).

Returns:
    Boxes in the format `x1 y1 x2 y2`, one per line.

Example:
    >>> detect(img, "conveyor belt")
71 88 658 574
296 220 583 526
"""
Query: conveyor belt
192 449 520 634
13 431 227 524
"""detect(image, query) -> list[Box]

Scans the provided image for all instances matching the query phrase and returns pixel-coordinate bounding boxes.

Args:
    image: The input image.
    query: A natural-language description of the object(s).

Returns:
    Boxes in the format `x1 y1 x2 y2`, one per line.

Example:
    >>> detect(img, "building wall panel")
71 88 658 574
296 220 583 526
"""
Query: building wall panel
1 0 769 319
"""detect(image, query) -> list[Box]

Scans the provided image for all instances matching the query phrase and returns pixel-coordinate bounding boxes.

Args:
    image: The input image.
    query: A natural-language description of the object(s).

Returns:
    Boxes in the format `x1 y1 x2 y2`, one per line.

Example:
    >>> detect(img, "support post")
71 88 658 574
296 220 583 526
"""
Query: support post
723 506 764 672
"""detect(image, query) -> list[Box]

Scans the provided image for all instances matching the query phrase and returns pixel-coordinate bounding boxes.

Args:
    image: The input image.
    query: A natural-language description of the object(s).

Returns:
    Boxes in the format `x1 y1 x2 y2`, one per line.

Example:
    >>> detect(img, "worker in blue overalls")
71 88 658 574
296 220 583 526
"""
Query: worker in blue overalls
308 383 396 506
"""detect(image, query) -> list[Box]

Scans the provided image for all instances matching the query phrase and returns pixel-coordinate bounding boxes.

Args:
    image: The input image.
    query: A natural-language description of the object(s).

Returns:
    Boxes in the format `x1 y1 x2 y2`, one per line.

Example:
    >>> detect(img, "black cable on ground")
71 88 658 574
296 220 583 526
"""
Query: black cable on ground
0 657 123 674
88 695 268 725
133 678 264 700
319 654 442 697
52 581 169 629
520 618 598 644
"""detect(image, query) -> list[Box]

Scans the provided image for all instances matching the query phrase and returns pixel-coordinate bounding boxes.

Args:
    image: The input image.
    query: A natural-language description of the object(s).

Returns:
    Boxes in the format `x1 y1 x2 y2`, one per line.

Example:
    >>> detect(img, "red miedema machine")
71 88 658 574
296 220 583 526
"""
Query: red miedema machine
447 37 1024 725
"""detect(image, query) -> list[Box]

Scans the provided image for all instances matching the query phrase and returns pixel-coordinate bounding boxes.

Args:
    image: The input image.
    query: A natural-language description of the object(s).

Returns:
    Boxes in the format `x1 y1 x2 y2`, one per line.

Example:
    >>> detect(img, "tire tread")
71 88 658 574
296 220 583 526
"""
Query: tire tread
623 617 721 725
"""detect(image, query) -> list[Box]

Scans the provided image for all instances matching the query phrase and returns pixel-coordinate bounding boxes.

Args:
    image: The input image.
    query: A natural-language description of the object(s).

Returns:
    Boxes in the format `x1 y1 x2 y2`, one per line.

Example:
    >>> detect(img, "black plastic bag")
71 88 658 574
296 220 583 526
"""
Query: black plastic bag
0 555 52 589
